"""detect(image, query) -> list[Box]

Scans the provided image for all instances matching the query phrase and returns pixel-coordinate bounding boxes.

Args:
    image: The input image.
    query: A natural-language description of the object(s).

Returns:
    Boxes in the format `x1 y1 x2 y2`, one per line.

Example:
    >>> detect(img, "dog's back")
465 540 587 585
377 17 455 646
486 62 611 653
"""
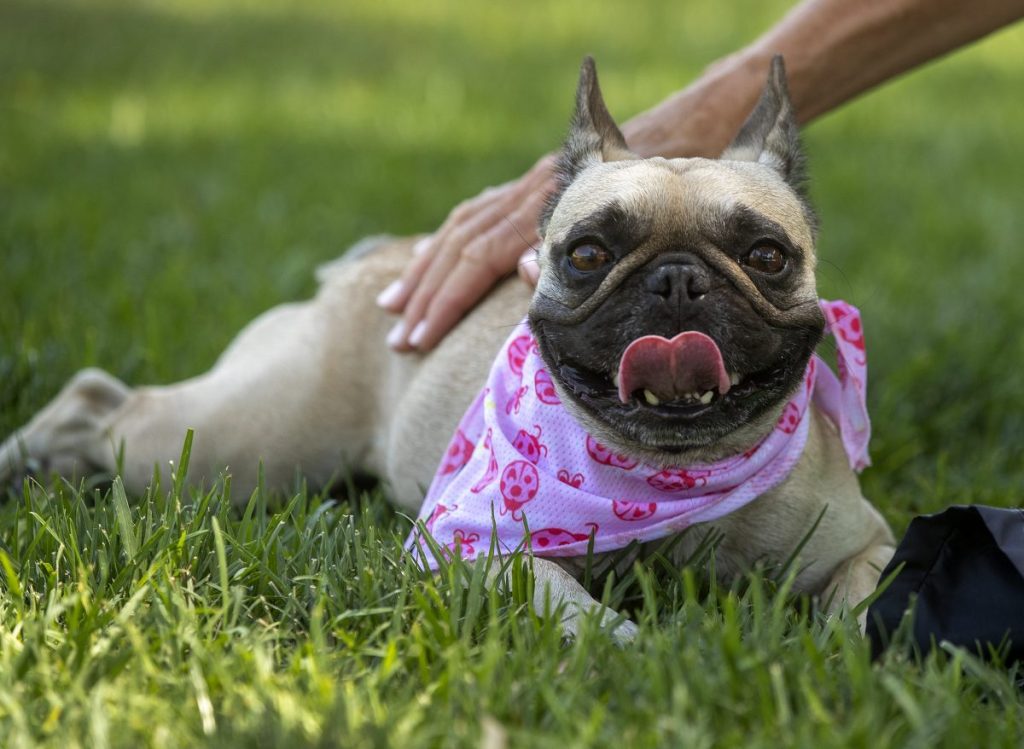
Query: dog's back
315 236 532 509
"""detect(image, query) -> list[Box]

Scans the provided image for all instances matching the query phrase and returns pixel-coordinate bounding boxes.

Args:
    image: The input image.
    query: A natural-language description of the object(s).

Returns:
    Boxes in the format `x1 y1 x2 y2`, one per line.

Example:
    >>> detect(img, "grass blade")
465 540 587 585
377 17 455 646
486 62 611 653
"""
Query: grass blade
111 477 139 560
211 516 230 623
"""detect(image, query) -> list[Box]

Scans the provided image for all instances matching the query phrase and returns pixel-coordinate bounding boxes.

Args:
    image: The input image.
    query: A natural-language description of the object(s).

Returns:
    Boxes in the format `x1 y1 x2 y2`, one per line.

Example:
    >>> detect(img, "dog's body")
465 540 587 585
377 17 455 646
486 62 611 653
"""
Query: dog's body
1 58 894 637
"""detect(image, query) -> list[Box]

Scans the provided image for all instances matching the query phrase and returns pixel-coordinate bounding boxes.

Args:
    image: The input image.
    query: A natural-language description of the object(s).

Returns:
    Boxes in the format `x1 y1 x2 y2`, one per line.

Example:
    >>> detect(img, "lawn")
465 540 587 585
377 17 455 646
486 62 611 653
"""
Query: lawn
2 0 1023 746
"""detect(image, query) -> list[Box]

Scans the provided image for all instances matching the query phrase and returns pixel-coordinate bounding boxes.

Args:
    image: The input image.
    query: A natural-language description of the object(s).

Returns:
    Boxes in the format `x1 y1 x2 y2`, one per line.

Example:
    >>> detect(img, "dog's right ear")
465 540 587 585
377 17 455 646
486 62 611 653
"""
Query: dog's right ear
540 57 635 235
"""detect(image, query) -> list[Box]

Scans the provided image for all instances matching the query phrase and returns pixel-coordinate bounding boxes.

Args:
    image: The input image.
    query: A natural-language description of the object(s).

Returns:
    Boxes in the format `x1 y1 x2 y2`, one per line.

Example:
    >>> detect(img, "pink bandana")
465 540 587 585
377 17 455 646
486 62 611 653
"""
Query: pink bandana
408 299 869 567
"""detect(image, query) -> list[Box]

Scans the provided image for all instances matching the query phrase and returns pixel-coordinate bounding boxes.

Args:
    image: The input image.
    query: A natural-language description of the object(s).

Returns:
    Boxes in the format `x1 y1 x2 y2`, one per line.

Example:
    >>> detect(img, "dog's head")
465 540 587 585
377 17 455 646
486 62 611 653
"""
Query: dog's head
528 56 825 465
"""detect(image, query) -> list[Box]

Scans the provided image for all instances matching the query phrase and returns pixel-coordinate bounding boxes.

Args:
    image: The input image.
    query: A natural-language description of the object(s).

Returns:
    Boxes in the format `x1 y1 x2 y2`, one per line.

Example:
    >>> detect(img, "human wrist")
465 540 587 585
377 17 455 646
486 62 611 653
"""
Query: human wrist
621 48 769 159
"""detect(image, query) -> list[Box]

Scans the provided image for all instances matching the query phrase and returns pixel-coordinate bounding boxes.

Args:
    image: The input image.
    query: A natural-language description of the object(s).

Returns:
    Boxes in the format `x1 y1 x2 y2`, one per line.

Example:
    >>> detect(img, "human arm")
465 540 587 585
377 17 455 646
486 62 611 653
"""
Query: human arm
380 0 1024 351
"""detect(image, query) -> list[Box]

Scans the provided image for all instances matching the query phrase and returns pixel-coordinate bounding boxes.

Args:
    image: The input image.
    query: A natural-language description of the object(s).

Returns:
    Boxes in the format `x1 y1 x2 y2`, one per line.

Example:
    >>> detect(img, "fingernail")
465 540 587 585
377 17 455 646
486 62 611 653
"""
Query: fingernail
386 320 407 348
408 319 429 348
376 280 404 308
412 236 432 256
519 249 540 285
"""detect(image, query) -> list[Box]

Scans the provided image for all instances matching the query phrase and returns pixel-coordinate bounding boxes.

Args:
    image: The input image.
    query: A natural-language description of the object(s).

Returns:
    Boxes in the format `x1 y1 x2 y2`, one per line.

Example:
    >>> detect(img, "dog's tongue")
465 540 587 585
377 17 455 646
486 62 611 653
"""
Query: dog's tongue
617 331 731 404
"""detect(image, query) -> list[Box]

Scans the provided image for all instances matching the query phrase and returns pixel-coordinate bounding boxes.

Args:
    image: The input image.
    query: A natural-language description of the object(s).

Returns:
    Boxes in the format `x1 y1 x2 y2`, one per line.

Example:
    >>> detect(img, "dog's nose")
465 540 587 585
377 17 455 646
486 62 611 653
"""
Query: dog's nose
644 261 711 304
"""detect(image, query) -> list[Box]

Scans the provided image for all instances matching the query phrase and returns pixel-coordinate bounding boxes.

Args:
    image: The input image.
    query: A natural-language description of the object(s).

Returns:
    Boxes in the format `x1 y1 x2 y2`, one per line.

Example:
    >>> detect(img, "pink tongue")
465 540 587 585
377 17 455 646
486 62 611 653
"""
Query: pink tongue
617 331 731 404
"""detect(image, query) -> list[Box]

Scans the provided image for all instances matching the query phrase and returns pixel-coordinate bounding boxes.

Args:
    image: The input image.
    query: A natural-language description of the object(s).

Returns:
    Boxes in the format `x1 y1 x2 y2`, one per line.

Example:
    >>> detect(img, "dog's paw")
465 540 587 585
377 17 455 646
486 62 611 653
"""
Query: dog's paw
608 616 639 646
559 605 638 646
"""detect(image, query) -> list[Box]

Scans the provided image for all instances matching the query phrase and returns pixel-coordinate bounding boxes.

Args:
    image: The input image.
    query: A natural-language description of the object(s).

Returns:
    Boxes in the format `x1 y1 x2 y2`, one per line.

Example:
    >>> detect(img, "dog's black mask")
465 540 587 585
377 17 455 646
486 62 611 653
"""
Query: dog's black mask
531 201 824 455
528 56 825 458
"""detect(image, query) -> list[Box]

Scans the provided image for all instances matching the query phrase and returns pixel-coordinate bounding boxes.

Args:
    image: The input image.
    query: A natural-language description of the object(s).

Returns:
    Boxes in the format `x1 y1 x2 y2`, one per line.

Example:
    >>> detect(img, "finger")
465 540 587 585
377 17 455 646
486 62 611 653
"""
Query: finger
378 190 496 316
408 189 546 350
376 235 433 312
380 200 490 349
382 155 554 316
410 206 544 351
518 248 540 286
388 157 556 350
407 247 508 352
497 194 546 290
396 195 530 348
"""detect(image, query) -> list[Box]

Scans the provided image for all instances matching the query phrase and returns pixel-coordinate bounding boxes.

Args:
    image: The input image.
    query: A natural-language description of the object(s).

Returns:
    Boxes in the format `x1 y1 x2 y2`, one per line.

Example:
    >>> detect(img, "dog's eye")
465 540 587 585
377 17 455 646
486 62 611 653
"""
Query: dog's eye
568 244 611 272
743 244 786 274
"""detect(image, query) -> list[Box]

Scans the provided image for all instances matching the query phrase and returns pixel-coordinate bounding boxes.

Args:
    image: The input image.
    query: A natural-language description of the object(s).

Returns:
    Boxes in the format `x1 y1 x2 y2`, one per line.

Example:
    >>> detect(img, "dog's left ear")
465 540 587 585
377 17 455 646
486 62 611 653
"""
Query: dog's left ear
540 57 636 235
720 55 806 193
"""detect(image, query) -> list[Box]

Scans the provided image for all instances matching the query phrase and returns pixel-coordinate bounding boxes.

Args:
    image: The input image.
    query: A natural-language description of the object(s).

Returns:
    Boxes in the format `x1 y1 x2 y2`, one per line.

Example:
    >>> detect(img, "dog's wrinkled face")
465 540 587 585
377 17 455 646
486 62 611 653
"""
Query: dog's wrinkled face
529 57 826 464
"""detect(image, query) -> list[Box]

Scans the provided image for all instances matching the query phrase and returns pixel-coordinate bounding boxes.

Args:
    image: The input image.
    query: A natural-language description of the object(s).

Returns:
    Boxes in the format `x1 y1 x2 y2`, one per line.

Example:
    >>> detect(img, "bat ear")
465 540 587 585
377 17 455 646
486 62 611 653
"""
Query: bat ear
540 57 636 235
720 55 806 193
560 56 634 178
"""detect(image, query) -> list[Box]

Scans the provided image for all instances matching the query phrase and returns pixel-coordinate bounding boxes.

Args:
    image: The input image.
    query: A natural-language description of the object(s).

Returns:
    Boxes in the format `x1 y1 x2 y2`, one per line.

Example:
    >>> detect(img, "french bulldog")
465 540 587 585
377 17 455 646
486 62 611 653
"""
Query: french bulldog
0 57 894 639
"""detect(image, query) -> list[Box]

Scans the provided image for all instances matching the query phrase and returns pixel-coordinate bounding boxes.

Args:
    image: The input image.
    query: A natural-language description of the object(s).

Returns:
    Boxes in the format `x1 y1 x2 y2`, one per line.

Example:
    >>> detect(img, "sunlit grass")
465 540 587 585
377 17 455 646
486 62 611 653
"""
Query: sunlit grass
2 0 1023 745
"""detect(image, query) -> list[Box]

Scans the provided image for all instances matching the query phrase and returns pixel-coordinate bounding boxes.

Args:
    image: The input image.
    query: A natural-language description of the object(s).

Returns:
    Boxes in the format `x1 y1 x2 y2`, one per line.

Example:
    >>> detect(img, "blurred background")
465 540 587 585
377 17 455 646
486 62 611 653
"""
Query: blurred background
1 0 1022 527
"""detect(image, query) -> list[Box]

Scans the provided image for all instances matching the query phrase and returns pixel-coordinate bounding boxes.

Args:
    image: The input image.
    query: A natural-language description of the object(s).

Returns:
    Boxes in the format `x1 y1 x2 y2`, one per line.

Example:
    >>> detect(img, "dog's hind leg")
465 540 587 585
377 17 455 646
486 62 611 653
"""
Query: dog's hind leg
0 367 131 489
156 308 385 499
1 243 402 502
0 309 329 500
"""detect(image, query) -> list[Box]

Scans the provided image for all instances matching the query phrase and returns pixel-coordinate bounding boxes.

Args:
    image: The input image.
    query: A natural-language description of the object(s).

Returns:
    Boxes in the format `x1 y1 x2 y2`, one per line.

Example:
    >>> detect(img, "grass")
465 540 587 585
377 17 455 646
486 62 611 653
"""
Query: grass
2 0 1023 745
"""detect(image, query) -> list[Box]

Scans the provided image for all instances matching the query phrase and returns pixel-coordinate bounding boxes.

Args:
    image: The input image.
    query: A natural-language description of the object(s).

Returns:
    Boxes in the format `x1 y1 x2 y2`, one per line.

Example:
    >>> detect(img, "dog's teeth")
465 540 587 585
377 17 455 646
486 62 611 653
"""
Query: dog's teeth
643 389 660 406
730 372 741 387
699 391 714 405
612 370 620 389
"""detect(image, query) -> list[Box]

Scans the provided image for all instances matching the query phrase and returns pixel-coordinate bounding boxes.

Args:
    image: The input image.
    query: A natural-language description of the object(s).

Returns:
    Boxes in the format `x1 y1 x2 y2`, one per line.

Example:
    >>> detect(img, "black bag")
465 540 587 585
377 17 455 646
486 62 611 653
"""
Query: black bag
866 505 1024 663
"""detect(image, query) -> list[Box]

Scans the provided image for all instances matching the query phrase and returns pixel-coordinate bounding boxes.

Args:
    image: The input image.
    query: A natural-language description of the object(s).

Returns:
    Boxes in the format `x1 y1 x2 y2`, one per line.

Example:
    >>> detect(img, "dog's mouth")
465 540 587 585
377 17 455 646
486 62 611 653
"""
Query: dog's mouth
614 331 734 408
531 314 819 453
549 327 800 425
557 353 781 420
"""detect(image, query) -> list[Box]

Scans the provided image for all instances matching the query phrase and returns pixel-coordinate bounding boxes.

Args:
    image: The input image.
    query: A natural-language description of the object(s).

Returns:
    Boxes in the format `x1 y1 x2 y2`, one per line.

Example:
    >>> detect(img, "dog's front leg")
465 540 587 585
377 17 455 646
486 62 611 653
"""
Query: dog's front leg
486 557 637 644
823 542 896 632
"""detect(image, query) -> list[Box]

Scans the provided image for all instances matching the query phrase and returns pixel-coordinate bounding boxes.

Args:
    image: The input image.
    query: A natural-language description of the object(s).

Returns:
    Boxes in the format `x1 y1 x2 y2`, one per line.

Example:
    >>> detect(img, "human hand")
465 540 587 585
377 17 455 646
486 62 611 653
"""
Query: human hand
376 57 759 355
376 154 556 352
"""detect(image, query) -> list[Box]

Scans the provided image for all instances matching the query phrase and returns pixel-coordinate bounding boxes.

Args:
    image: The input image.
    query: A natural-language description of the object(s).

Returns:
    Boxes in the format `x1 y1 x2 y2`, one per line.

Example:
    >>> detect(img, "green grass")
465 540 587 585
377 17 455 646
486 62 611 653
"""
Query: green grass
2 0 1023 745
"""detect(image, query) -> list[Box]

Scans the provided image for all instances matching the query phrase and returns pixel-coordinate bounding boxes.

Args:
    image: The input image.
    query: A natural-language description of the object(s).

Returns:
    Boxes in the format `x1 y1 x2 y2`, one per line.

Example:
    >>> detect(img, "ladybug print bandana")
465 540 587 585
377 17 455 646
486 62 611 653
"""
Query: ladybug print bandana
408 300 870 567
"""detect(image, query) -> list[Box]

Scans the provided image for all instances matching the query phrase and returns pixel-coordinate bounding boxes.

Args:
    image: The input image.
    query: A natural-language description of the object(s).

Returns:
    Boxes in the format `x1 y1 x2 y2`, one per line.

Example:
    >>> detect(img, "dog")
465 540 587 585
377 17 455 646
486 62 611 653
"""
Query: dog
0 57 894 639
